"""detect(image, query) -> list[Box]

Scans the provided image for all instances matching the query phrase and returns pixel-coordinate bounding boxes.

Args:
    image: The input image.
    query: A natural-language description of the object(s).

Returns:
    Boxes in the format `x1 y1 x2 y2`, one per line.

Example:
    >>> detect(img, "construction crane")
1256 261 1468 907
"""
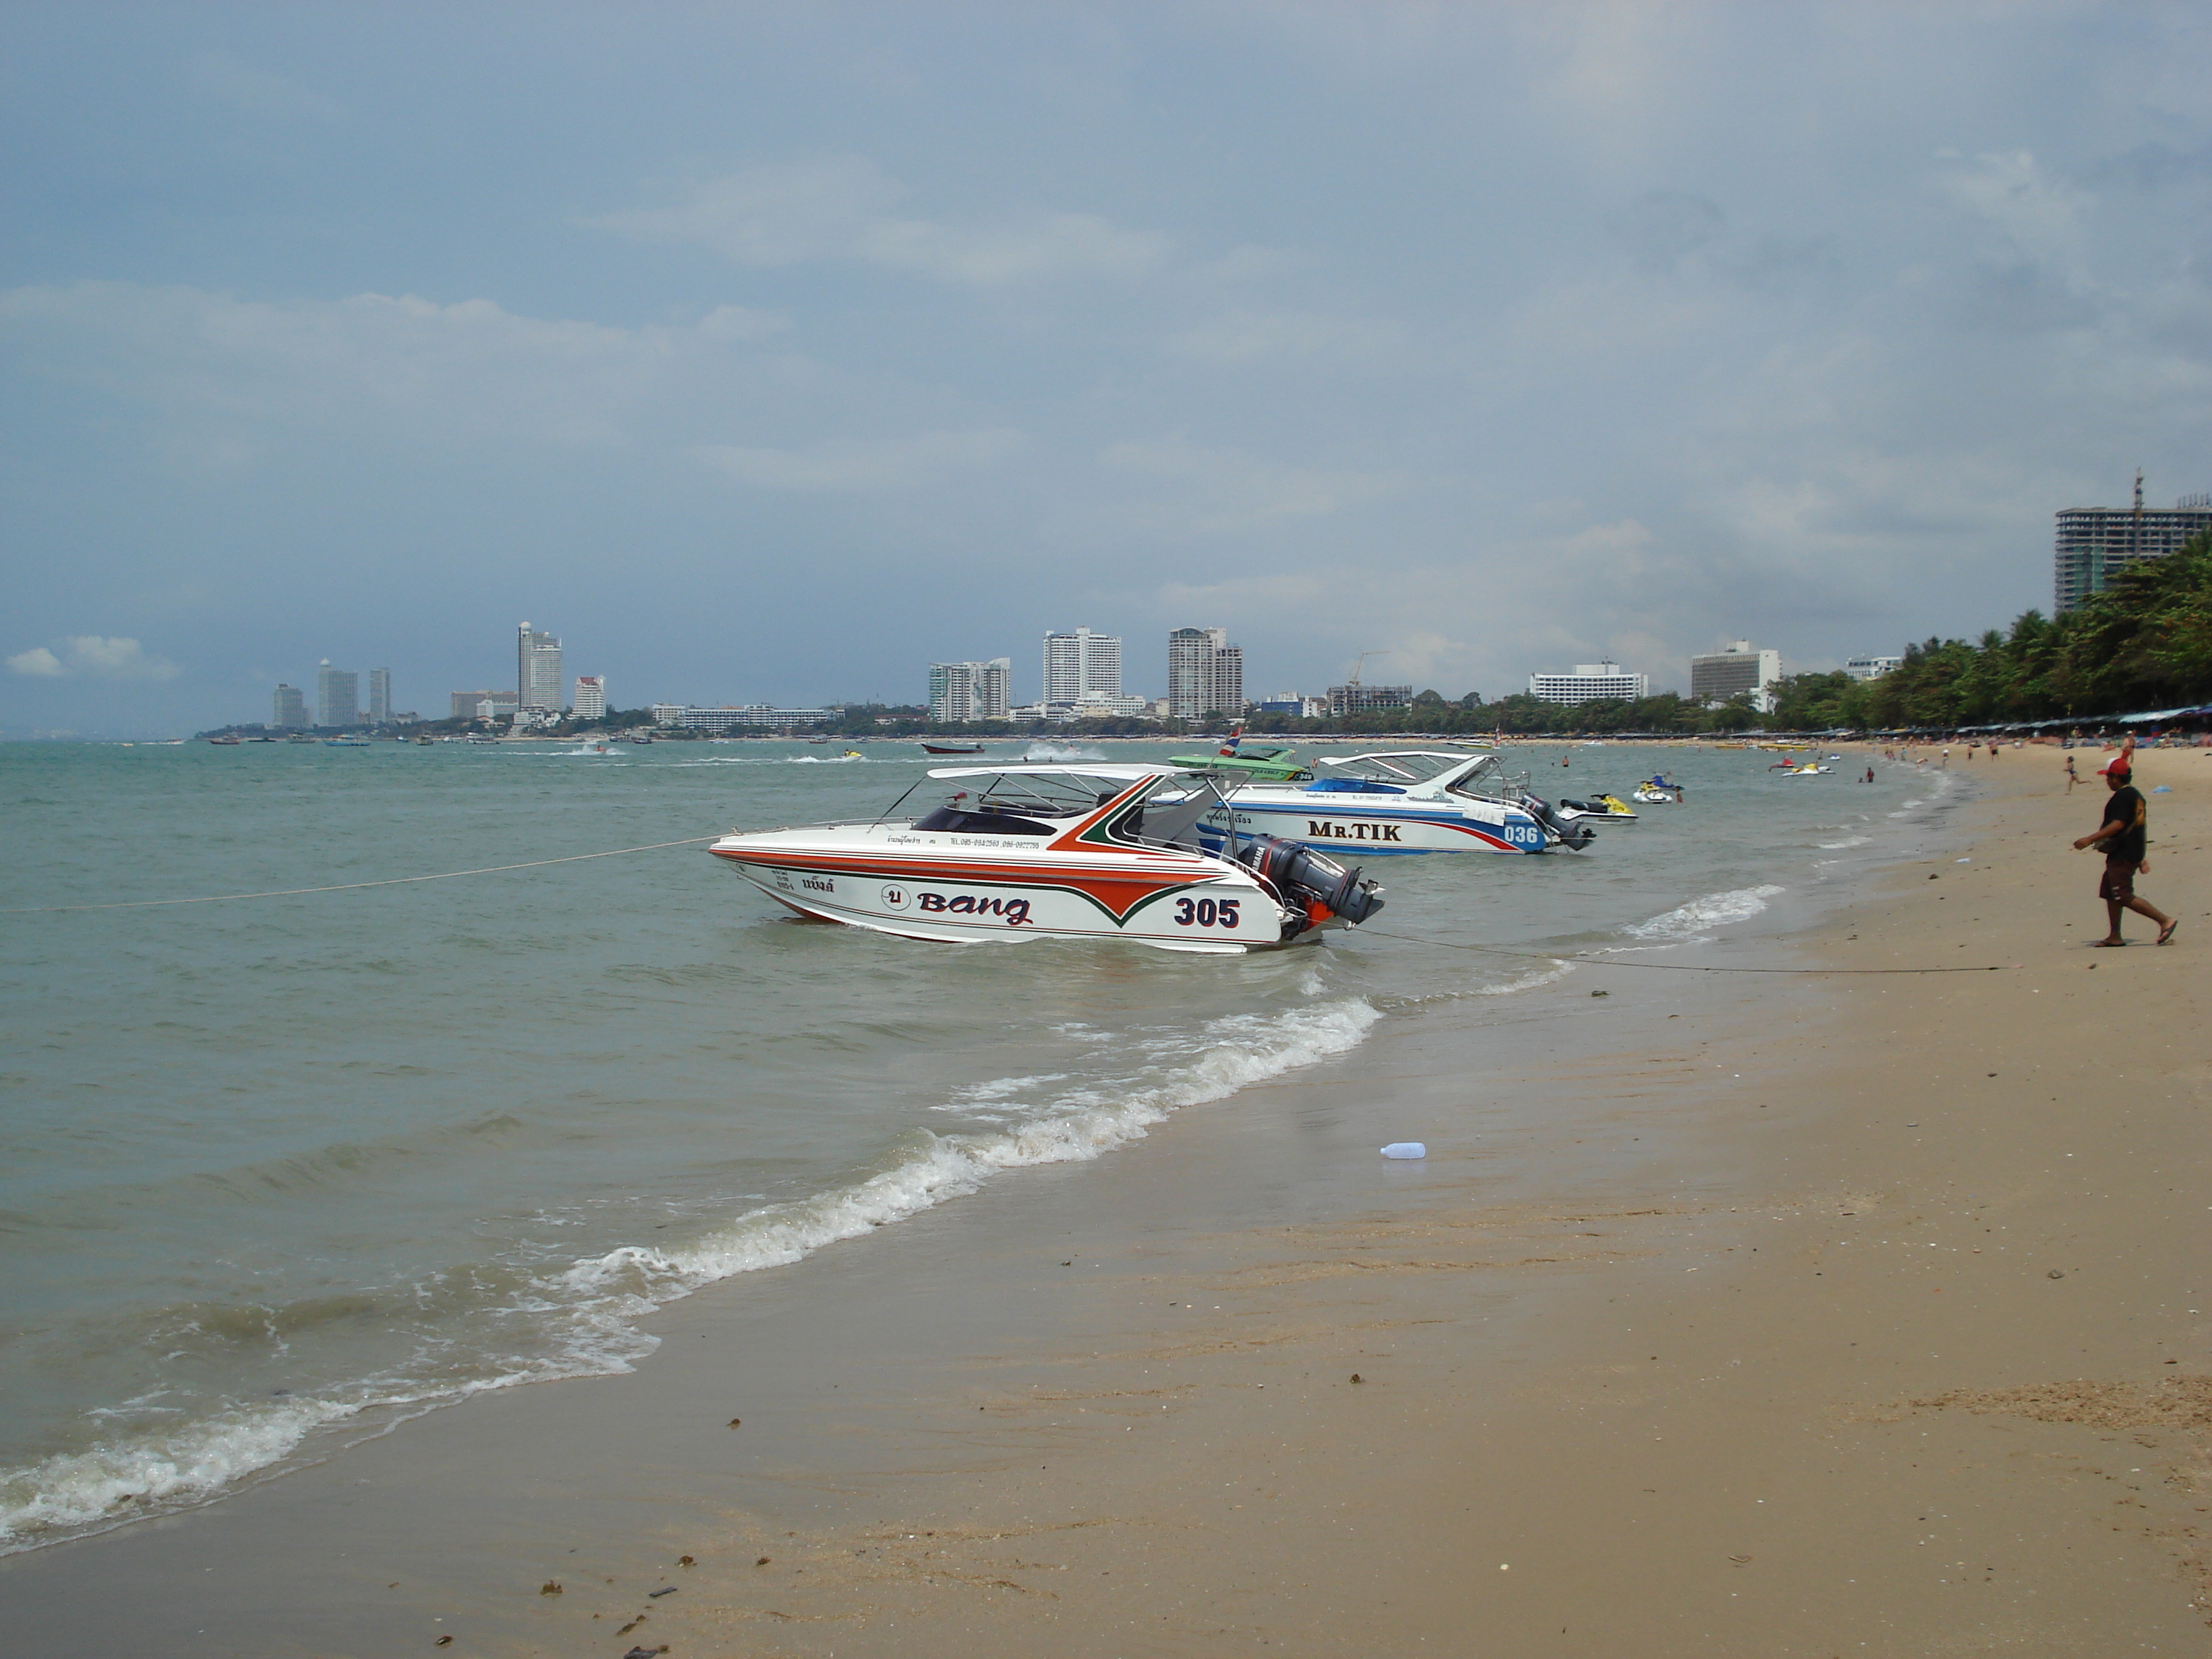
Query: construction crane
1332 651 1390 719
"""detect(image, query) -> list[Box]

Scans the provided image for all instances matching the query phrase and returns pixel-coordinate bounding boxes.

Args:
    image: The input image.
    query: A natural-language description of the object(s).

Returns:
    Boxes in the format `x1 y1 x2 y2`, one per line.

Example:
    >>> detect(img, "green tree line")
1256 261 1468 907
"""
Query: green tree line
1770 529 2212 730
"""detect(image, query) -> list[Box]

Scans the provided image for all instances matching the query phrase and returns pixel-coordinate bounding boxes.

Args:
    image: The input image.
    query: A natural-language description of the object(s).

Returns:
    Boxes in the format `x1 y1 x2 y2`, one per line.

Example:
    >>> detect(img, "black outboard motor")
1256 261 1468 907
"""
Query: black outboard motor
1521 793 1594 850
1236 835 1385 926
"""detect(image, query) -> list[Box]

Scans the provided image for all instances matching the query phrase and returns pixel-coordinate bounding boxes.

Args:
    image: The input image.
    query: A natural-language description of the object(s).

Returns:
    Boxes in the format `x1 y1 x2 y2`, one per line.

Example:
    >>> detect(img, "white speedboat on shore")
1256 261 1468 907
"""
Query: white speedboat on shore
707 763 1383 953
1174 750 1591 855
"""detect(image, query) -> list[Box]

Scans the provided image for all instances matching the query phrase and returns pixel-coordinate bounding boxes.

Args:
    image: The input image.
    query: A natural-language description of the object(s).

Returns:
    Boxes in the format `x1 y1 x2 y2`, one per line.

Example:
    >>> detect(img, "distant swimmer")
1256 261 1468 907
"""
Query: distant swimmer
2072 744 2175 947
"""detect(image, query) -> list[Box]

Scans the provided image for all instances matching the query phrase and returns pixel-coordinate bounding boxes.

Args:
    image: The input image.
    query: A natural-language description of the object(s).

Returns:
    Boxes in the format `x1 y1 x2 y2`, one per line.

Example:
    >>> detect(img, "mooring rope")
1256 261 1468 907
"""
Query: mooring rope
1361 928 2013 976
0 837 721 914
8 851 2019 975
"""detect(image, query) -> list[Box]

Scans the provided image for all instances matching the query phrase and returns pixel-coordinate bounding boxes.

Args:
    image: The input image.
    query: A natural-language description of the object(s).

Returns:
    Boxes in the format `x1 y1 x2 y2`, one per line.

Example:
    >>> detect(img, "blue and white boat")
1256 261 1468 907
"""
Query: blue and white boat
1179 750 1592 855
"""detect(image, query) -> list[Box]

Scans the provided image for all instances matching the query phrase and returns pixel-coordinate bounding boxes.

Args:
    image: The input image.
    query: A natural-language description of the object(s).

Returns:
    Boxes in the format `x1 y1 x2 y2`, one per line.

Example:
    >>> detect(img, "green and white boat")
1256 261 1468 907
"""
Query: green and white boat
1166 744 1313 782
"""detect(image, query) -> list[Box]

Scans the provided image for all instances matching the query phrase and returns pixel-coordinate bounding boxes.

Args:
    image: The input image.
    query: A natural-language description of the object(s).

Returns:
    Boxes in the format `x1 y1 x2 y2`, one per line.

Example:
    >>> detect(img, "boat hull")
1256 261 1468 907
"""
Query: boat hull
1205 797 1550 855
709 833 1297 953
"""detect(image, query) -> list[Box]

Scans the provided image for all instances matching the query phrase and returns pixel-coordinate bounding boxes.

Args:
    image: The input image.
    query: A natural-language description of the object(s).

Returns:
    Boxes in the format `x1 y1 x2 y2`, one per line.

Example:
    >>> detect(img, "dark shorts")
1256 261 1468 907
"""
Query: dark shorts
2100 859 2139 902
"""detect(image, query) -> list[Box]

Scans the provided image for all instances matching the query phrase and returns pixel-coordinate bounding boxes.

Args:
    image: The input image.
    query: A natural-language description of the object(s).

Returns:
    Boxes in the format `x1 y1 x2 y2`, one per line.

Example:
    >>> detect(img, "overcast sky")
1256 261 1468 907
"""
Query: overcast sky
4 2 2210 734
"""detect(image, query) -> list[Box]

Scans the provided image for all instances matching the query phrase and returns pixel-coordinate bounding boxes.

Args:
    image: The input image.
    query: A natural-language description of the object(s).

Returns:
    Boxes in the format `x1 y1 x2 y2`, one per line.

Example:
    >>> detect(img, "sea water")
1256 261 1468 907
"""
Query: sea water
0 738 1958 1549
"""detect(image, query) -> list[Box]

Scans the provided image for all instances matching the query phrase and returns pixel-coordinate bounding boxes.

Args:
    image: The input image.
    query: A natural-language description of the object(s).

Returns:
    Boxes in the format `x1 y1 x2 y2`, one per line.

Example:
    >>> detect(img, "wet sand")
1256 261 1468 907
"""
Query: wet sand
6 745 2209 1655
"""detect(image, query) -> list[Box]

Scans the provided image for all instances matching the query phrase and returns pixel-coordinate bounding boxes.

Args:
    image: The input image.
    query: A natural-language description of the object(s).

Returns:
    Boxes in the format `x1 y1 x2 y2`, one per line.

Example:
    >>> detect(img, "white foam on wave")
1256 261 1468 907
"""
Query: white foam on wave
1624 884 1785 943
1475 960 1575 996
937 1071 1072 1107
1817 835 1871 850
0 996 1380 1553
1888 765 1961 819
666 755 870 767
559 997 1380 1310
1024 744 1105 762
0 1395 351 1545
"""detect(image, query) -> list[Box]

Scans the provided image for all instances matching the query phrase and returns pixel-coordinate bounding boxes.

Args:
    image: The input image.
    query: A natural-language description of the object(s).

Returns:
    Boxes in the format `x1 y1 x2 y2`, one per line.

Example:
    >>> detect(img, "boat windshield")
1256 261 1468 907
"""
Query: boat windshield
902 768 1136 835
1310 751 1500 797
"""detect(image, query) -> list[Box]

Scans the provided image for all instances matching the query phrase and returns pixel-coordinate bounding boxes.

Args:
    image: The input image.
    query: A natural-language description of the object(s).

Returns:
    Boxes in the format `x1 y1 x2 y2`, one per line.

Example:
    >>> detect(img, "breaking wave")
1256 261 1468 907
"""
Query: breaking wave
0 997 1380 1554
1623 884 1785 943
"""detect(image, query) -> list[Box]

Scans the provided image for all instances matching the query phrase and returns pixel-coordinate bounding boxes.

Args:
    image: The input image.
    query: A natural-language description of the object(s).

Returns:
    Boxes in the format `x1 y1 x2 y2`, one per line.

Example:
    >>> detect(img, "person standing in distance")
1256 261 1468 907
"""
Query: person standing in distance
2072 747 2176 946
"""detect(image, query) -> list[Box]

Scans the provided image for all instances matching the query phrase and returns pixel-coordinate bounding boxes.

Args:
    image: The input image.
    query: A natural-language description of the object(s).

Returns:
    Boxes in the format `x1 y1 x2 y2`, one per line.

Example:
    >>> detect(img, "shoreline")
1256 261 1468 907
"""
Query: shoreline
4 745 2207 1653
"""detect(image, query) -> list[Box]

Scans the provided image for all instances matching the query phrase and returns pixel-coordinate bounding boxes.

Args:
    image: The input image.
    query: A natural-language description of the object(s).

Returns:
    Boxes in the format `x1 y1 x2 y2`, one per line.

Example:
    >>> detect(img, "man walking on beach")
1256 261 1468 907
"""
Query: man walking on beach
2072 750 2176 946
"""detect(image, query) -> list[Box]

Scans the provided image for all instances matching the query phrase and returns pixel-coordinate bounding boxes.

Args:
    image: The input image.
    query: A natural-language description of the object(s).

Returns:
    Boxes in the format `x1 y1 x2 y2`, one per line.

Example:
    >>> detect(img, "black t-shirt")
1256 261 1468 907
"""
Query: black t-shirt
2101 784 2147 863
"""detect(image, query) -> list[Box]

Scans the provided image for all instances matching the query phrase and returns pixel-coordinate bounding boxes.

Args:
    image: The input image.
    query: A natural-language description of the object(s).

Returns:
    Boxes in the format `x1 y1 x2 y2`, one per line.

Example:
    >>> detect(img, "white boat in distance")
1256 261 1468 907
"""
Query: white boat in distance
708 763 1383 954
1177 750 1592 855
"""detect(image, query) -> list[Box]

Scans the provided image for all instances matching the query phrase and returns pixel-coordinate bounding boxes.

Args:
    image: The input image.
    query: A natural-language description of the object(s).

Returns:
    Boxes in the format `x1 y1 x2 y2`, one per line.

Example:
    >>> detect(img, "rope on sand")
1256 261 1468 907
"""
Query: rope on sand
0 837 721 914
1363 930 2014 976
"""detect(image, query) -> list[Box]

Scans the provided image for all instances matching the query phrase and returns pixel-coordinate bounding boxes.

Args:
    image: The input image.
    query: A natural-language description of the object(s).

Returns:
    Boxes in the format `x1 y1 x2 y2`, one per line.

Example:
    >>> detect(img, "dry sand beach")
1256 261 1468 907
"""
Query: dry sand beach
4 746 2208 1657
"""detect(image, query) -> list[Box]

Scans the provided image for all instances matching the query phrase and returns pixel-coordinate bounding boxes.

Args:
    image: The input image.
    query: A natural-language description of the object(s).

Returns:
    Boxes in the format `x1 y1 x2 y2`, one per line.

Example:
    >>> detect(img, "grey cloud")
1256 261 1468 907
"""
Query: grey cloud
2084 141 2212 190
0 282 793 457
1961 261 2101 333
9 637 180 681
693 428 1028 491
1607 192 1725 273
1730 234 1845 297
1166 307 1409 368
185 50 346 125
1098 439 1412 535
585 159 1169 284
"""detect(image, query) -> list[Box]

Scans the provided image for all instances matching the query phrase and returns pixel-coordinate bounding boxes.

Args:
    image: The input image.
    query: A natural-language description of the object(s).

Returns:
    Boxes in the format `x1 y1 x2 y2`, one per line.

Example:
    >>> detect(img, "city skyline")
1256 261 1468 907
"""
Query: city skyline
6 8 2208 737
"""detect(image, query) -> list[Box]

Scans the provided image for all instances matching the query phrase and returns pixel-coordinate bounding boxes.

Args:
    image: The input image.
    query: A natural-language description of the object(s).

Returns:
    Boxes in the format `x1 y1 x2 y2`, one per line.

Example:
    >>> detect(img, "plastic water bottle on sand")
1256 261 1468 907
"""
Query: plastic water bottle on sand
1380 1142 1426 1159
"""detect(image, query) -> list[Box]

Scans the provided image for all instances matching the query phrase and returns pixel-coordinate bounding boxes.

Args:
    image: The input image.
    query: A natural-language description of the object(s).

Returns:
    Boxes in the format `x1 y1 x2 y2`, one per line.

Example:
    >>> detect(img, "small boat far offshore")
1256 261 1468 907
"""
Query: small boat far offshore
919 742 984 755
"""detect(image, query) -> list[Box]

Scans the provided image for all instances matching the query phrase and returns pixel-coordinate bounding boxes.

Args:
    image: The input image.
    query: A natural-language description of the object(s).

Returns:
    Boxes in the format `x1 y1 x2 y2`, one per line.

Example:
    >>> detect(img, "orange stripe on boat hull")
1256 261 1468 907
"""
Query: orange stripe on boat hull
708 845 1238 925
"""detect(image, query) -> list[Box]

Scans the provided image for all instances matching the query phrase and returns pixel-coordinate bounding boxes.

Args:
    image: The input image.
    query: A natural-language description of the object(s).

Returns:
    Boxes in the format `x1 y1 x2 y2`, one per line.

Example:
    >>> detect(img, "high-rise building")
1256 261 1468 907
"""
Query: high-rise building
1326 683 1413 719
572 675 606 720
1843 655 1902 682
272 684 308 729
650 703 841 732
1689 641 1781 712
1168 627 1245 719
517 622 564 711
1042 628 1121 706
928 658 1011 722
451 690 518 721
316 660 359 728
2053 474 2212 613
1527 662 1651 705
367 668 392 724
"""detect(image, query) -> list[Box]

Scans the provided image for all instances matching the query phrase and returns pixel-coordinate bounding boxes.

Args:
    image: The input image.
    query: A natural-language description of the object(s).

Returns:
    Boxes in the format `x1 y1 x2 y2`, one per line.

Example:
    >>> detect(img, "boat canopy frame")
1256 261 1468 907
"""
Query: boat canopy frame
1310 750 1506 799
